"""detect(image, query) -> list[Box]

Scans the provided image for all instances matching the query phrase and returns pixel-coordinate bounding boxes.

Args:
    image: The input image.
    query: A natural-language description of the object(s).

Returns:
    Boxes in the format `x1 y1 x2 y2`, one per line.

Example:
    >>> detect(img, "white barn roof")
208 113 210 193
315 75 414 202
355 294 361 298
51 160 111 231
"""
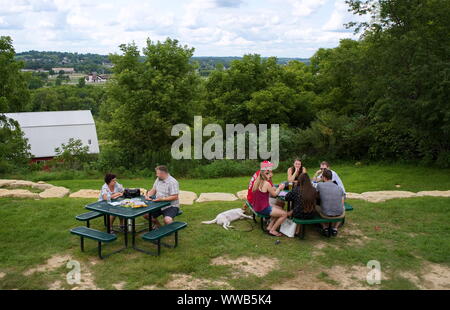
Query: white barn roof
4 110 100 158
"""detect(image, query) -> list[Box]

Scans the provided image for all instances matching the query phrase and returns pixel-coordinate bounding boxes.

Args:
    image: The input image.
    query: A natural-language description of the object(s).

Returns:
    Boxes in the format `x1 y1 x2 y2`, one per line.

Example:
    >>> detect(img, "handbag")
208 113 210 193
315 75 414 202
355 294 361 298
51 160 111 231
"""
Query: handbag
123 188 141 198
280 218 297 238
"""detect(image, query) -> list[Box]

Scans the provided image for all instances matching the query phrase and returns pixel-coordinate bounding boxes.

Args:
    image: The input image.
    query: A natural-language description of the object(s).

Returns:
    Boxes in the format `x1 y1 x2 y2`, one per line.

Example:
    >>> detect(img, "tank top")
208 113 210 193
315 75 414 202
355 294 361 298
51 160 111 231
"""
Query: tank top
247 170 273 204
252 189 270 212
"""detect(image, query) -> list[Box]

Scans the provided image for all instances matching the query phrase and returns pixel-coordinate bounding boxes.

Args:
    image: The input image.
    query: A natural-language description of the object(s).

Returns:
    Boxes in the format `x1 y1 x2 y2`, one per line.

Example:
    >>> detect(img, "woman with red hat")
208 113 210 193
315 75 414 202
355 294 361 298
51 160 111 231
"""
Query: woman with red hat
250 162 288 237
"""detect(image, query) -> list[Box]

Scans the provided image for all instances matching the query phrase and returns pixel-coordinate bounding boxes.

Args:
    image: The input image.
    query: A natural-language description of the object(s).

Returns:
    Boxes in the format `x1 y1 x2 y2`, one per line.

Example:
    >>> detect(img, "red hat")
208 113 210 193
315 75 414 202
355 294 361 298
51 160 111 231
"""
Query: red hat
260 161 274 171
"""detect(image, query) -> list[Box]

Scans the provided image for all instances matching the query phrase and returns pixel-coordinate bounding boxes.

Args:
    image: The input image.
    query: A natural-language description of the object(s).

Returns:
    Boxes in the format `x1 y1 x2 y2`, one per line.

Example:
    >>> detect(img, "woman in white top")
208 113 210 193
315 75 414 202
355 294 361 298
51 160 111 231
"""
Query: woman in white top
99 173 124 230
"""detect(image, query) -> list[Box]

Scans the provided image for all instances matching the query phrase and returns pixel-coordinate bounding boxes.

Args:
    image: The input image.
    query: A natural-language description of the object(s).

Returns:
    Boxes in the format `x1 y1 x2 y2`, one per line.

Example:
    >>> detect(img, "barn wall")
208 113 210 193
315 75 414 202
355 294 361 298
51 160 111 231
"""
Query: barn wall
22 124 100 158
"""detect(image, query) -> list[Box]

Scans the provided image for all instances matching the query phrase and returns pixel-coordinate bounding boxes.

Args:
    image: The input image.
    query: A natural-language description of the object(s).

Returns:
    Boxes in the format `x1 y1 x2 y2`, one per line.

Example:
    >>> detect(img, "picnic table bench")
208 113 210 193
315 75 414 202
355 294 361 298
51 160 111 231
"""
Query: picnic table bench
245 199 353 238
70 226 118 259
140 221 188 256
75 211 106 228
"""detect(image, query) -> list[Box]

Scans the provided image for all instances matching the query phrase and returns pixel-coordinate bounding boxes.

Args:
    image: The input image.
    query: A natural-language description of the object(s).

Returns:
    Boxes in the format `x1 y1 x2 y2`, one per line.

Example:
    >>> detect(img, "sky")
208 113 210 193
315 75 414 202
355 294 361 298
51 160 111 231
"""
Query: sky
0 0 364 58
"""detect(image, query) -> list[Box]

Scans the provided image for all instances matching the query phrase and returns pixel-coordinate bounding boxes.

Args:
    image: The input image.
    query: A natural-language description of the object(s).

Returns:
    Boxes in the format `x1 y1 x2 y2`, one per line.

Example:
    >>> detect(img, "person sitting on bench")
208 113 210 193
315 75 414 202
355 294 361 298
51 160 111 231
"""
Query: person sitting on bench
312 161 346 197
315 169 345 237
287 158 307 184
144 165 180 229
247 161 285 210
99 173 125 231
251 165 288 237
287 173 317 235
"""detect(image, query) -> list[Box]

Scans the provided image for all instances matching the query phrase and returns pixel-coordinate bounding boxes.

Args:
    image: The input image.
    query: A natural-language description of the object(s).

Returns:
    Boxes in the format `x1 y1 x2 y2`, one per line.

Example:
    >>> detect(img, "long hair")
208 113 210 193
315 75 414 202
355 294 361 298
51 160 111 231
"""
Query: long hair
290 158 304 181
252 170 271 192
298 173 316 213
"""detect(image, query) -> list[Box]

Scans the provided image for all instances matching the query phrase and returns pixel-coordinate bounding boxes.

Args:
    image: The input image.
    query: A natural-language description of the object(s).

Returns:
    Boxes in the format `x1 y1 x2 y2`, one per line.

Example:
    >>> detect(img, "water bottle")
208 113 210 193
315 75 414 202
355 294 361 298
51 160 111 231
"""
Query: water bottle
107 192 112 204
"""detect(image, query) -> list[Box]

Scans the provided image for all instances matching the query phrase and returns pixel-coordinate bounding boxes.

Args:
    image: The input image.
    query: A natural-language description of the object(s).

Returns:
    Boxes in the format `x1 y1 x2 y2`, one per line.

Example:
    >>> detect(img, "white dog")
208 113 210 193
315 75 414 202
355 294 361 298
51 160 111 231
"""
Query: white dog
202 208 253 230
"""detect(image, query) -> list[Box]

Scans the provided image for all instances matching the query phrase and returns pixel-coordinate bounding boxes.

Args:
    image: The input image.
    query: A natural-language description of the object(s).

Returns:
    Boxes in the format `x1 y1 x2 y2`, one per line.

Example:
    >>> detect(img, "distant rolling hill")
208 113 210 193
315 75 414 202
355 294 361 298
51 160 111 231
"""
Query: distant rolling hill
15 51 310 75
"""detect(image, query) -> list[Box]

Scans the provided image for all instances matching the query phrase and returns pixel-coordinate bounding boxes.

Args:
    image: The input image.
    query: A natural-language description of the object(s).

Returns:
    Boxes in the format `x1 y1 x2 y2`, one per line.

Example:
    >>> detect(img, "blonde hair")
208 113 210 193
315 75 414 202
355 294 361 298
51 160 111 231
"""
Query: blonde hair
252 170 271 192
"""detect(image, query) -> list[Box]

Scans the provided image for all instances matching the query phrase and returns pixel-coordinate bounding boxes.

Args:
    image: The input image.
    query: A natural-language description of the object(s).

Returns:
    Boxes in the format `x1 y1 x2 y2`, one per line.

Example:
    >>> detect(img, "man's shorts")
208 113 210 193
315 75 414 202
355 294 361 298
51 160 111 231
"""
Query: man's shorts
152 206 179 219
315 205 345 219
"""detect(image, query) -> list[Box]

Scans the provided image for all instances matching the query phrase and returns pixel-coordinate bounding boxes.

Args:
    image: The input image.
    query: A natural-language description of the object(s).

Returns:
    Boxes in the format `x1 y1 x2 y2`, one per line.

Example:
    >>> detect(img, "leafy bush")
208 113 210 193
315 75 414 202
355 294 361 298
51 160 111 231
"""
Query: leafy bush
0 115 31 174
50 138 93 170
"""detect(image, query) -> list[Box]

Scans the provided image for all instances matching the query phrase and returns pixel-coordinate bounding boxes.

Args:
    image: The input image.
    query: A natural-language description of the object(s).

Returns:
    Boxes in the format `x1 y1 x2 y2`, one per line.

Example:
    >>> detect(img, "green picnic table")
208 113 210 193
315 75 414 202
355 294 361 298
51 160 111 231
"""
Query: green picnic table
85 196 170 251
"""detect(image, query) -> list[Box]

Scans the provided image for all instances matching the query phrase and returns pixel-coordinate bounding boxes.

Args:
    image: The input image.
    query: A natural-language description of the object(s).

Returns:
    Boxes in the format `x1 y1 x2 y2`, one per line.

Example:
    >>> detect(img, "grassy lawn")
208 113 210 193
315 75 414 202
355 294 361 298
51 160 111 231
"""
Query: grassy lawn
44 163 450 194
0 164 449 290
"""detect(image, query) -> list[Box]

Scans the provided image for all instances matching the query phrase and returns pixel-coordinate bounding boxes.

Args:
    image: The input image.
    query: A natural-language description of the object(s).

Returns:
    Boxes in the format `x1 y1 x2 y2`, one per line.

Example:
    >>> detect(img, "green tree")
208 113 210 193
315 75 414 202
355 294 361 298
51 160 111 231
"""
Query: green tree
53 138 90 170
101 38 203 167
0 36 31 172
345 0 450 163
0 115 31 173
0 36 30 112
77 77 86 88
205 55 284 124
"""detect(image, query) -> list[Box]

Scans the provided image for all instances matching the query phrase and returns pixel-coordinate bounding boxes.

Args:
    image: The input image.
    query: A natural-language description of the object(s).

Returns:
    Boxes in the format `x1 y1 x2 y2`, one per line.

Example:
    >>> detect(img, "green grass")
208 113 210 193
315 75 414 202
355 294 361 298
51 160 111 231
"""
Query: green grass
0 196 448 290
21 163 450 194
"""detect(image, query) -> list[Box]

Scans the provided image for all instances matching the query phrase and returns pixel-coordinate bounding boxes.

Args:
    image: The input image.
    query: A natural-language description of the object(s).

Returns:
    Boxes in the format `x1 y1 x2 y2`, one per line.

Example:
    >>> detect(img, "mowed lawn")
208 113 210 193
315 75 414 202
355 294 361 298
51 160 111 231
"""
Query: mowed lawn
0 164 449 290
42 163 450 194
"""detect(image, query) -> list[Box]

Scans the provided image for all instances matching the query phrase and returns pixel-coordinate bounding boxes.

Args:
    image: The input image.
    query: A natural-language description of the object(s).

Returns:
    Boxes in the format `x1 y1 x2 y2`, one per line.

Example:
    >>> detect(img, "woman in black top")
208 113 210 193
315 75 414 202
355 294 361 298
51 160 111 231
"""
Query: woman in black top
286 173 317 220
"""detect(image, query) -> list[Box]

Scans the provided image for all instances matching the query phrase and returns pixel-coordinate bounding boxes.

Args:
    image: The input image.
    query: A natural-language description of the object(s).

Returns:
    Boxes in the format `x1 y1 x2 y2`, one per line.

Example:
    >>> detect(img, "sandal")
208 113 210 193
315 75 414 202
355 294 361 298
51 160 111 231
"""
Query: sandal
268 231 283 237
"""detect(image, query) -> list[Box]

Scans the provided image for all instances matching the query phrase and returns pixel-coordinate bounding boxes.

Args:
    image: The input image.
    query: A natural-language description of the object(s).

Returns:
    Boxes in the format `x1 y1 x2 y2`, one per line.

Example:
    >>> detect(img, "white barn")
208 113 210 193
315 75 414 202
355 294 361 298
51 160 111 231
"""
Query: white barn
4 110 100 160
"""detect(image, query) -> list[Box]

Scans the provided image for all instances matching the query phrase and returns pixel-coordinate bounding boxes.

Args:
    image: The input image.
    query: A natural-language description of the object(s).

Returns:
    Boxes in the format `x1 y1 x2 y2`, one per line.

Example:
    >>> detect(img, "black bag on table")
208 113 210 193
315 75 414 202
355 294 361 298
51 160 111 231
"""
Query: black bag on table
123 188 141 198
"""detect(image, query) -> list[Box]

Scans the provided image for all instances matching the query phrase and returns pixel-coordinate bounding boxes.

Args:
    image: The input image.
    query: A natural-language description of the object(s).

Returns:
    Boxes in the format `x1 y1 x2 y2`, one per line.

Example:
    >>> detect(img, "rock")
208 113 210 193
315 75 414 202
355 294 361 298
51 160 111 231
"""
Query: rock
345 192 364 200
37 181 46 184
416 190 450 197
8 180 35 188
179 191 197 205
69 190 101 199
0 189 40 199
0 179 18 188
31 183 54 191
360 191 417 203
39 187 70 198
236 190 248 200
196 193 238 203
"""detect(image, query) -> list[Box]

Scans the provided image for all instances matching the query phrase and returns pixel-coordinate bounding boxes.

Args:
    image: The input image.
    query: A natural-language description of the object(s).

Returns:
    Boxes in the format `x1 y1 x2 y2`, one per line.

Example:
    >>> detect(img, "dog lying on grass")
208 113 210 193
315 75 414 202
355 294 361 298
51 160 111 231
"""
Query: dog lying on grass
202 208 253 230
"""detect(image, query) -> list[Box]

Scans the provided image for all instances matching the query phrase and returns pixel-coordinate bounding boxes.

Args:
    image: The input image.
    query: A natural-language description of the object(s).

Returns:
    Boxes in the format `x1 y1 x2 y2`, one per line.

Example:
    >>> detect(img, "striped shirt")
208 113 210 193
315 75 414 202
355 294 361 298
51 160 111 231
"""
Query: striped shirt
152 174 180 210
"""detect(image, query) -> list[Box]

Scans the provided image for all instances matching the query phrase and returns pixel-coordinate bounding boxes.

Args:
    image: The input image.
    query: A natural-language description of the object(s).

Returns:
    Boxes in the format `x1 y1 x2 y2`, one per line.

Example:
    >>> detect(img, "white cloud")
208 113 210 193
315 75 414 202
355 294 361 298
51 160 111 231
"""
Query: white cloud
288 0 327 17
4 0 362 57
323 0 352 32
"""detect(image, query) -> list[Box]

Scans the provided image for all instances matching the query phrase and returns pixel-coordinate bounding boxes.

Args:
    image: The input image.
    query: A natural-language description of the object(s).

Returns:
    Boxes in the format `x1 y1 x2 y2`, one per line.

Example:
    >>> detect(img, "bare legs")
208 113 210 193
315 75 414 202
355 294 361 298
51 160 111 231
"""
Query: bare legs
266 207 288 237
110 216 125 228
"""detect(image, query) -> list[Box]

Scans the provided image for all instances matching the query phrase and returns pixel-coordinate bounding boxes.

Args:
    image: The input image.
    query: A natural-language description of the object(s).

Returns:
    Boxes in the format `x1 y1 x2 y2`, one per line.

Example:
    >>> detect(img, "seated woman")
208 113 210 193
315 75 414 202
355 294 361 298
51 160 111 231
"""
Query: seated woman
251 168 288 237
286 173 317 235
99 173 124 230
287 158 307 184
